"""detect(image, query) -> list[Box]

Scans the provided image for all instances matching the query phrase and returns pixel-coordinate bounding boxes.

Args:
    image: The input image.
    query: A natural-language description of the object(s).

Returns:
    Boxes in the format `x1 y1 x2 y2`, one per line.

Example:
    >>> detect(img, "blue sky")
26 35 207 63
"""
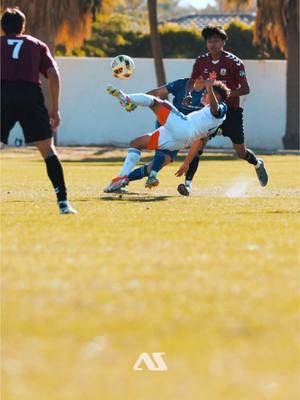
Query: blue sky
178 0 216 8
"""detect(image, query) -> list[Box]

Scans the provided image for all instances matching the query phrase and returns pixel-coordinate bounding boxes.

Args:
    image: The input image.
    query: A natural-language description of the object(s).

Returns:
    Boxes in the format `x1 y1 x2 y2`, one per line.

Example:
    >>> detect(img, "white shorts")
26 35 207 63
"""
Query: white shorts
147 102 189 151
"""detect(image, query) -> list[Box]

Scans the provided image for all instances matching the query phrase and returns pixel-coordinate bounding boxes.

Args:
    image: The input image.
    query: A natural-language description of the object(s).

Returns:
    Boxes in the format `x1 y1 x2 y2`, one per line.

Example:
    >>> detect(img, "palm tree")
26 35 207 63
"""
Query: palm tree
255 0 299 149
147 0 167 87
215 0 256 11
1 0 104 52
224 0 299 149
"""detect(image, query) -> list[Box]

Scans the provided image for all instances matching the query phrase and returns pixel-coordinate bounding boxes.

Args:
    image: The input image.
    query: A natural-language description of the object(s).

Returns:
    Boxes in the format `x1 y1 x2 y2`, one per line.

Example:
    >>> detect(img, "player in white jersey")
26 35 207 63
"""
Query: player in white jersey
105 72 230 193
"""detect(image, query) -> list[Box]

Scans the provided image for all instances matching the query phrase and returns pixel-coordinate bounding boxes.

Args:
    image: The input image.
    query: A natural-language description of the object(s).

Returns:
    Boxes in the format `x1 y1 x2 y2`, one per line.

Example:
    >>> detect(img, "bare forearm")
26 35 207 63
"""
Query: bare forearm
46 68 61 129
147 86 168 99
229 85 250 98
175 139 204 177
47 69 60 111
185 140 203 164
207 86 218 114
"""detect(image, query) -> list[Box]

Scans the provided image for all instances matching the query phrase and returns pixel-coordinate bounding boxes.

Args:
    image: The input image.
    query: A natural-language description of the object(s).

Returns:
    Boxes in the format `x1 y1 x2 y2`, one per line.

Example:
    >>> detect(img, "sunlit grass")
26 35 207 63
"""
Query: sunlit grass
1 147 299 400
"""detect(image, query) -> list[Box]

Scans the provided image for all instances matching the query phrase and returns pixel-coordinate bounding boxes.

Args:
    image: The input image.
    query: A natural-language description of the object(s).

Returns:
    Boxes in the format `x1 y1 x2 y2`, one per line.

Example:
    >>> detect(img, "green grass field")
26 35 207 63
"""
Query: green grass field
1 147 299 400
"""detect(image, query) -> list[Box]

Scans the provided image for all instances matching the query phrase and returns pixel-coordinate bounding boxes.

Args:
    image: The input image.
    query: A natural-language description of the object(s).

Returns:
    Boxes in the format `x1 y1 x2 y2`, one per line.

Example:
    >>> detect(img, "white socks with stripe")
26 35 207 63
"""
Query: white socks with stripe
120 148 141 176
127 93 155 107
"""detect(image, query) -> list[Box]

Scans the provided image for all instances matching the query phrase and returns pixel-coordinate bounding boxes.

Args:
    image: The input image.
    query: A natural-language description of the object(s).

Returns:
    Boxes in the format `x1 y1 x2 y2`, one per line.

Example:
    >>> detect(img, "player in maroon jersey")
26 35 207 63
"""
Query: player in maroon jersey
177 25 268 196
1 8 77 214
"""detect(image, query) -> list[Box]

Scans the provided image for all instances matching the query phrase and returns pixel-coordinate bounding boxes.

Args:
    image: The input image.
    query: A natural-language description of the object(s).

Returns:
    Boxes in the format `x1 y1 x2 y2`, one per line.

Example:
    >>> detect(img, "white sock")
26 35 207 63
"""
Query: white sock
127 93 155 107
120 148 141 176
255 159 262 169
149 170 157 178
185 180 192 187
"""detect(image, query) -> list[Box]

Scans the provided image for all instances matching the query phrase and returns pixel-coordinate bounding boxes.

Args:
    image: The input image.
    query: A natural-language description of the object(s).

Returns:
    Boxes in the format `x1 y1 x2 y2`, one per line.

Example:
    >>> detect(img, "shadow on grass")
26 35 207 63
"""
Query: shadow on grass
1 200 37 203
61 154 238 164
236 210 300 214
100 192 171 202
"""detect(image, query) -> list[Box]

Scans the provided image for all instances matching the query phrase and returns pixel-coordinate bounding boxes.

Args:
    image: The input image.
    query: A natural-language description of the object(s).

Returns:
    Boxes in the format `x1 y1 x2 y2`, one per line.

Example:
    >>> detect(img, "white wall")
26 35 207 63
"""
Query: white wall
9 58 286 150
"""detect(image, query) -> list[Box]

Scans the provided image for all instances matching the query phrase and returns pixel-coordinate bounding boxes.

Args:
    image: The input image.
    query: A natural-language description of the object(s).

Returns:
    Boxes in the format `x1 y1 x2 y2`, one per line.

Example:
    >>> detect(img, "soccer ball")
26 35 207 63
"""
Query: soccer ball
111 55 135 79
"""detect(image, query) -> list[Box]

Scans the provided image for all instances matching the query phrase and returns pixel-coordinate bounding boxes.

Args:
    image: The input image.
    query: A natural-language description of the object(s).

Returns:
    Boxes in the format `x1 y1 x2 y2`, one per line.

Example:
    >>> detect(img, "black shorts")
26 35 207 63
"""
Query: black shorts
220 107 244 145
1 80 52 144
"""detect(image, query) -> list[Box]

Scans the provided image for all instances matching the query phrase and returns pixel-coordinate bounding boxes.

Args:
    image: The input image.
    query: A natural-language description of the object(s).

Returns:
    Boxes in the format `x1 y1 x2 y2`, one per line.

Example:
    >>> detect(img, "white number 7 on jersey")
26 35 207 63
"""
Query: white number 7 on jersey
7 39 24 59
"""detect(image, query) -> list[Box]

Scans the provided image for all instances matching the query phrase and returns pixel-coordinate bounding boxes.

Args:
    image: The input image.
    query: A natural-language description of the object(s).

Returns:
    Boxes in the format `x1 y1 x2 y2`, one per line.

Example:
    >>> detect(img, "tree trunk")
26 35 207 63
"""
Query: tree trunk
282 0 299 149
147 0 167 87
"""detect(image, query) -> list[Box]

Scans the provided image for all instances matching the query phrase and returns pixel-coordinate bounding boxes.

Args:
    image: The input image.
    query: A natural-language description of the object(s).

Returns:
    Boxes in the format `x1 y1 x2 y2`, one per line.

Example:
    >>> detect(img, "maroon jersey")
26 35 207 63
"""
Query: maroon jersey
1 34 57 84
191 51 248 108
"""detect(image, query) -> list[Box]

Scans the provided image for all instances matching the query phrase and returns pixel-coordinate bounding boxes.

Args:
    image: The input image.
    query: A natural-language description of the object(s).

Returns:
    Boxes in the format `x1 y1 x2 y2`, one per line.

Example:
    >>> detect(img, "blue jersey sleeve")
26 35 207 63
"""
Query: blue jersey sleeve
211 102 227 118
166 79 182 95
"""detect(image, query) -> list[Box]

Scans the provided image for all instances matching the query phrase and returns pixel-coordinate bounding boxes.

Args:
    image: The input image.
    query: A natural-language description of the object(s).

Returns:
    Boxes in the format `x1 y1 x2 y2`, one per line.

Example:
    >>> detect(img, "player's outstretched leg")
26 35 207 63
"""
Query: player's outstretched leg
106 85 162 111
106 85 137 112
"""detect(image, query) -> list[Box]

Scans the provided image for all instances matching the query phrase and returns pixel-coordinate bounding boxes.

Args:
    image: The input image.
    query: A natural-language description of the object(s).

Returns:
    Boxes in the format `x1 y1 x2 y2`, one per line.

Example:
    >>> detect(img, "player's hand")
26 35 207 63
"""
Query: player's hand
50 110 61 130
204 71 217 90
175 161 189 177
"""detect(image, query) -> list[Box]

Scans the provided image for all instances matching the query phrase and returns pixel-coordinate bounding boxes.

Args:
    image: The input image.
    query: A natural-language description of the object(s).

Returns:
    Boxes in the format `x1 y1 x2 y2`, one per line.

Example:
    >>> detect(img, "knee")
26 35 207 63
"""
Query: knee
129 139 137 147
36 142 56 159
129 140 143 150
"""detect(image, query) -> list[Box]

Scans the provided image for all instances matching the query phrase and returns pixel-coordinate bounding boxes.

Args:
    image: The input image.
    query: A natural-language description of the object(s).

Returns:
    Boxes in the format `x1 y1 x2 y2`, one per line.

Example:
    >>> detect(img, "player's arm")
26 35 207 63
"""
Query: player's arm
229 63 250 97
183 58 203 104
205 71 219 116
147 85 169 99
46 67 61 129
229 81 250 98
175 138 205 177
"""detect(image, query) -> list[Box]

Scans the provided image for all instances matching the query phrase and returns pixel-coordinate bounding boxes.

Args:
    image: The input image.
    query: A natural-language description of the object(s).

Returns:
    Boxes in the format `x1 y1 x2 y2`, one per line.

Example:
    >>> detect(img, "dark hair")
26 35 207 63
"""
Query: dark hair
1 8 26 34
202 26 227 41
213 81 230 101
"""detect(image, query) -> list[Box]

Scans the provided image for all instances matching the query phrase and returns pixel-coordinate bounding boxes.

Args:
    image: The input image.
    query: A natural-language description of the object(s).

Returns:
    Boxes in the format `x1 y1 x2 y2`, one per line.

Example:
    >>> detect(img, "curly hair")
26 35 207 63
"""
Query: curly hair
212 81 231 101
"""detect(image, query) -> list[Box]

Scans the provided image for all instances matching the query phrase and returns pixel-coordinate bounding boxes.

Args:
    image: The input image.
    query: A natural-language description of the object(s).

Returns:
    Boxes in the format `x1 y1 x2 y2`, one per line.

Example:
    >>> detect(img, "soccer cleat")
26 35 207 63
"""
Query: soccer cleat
124 102 137 113
106 85 137 112
106 84 122 98
104 176 129 193
255 159 268 186
58 201 77 214
177 183 190 196
106 85 136 112
145 176 160 189
106 84 128 105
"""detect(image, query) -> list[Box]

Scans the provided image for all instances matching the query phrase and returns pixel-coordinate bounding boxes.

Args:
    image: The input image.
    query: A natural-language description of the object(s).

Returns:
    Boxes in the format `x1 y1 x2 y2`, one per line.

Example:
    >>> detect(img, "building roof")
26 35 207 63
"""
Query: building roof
160 13 255 29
